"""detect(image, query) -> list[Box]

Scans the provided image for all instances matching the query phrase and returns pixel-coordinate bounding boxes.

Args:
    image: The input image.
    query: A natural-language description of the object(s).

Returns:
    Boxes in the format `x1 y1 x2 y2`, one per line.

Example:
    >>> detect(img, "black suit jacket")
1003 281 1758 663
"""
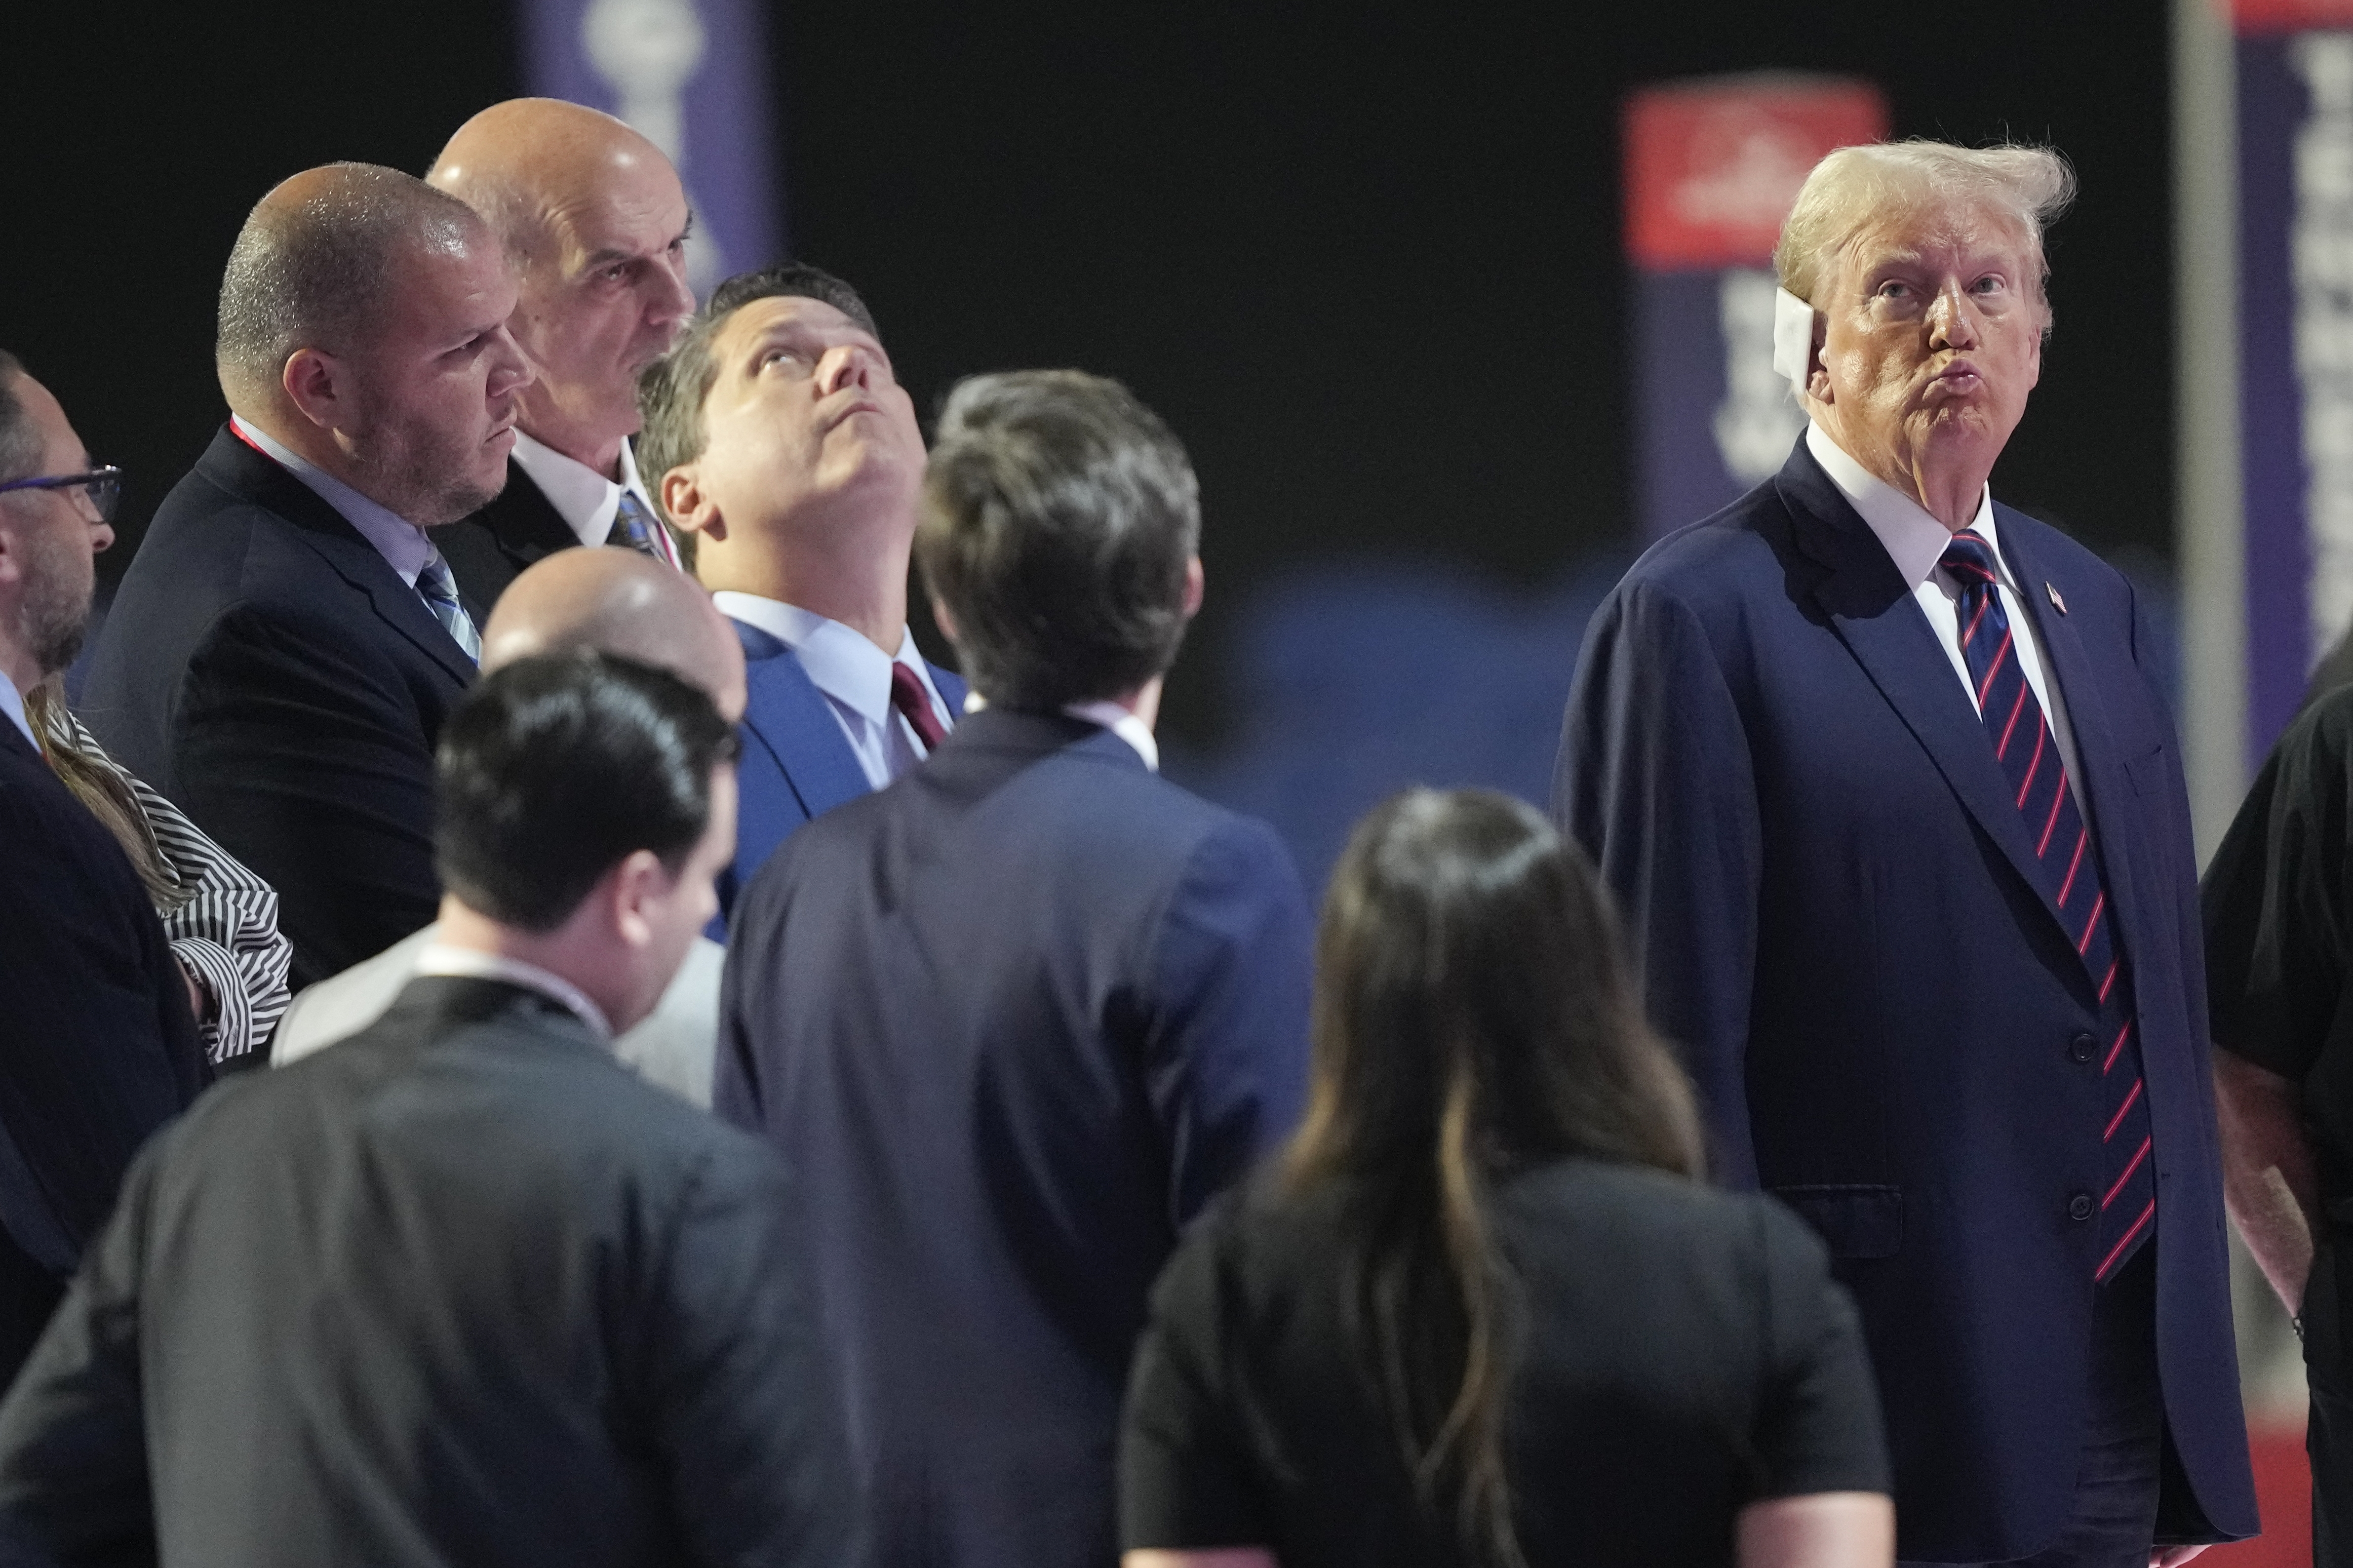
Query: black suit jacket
718 708 1313 1568
0 719 205 1384
0 975 854 1568
80 428 480 988
435 458 579 610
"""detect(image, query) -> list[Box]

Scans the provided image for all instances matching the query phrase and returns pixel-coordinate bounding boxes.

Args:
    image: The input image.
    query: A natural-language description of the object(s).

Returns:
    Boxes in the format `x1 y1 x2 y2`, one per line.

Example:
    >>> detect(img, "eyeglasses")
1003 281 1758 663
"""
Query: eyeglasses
0 466 122 524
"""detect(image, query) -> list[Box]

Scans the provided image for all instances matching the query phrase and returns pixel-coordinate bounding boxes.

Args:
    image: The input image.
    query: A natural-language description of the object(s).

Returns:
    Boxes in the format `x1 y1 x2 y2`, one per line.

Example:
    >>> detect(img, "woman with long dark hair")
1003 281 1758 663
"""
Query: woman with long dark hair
1118 789 1892 1568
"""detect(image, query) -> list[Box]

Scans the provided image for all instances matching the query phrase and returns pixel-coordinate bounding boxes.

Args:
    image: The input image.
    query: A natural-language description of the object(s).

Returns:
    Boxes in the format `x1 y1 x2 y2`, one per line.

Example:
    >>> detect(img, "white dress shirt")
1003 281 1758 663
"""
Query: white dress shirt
1806 422 2085 806
713 594 954 789
0 680 31 749
412 943 613 1039
231 416 435 587
509 432 680 567
961 692 1159 771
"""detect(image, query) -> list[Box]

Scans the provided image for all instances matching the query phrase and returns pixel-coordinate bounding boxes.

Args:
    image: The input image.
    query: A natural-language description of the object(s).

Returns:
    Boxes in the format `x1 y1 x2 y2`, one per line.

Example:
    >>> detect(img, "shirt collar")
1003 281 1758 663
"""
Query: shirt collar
0 680 32 750
963 692 1160 771
231 415 437 585
509 429 655 548
1805 421 2004 591
711 593 929 725
412 943 613 1039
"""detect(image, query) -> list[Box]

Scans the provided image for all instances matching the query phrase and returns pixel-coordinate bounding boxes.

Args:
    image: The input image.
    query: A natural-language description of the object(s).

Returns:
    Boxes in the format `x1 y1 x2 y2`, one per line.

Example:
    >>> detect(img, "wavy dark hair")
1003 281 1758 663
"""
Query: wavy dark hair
1281 788 1703 1568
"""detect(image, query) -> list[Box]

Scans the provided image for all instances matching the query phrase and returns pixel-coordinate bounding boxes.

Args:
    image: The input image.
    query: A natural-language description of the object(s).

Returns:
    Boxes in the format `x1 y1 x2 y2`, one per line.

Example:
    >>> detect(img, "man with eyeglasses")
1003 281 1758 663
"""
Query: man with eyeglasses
83 163 532 987
0 351 208 1384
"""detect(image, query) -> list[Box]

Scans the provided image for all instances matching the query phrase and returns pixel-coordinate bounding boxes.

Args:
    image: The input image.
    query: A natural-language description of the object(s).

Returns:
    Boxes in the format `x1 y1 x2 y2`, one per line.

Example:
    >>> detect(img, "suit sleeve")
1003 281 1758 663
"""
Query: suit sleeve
1144 818 1314 1228
0 1137 164 1568
0 775 203 1268
171 604 443 982
1551 579 1763 1186
2202 694 2353 1080
641 1143 855 1568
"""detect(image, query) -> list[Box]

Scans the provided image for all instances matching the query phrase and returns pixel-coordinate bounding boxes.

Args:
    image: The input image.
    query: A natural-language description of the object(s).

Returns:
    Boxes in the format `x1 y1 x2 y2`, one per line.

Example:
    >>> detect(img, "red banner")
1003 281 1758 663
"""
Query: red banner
1623 76 1890 271
2236 0 2353 35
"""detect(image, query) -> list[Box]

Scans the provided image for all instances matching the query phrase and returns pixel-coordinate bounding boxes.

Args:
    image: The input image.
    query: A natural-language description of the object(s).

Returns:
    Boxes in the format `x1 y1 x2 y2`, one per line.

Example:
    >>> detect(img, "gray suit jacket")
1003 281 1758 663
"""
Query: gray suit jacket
0 976 852 1567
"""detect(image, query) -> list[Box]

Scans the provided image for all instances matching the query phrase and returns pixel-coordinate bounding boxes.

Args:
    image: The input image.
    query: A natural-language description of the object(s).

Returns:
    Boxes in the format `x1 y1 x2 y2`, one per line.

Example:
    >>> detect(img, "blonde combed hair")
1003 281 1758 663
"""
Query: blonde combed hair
1773 140 2076 323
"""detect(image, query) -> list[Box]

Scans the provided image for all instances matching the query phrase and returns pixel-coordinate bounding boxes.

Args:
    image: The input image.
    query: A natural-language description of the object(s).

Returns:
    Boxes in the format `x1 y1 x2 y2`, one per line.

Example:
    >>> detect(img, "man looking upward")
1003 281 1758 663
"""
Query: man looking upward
427 98 697 602
637 263 964 920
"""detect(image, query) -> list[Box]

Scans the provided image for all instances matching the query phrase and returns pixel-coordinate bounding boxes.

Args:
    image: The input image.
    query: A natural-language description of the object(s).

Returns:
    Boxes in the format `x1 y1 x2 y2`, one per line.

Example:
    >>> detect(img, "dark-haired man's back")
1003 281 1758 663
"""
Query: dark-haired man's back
719 705 1311 1568
0 973 850 1567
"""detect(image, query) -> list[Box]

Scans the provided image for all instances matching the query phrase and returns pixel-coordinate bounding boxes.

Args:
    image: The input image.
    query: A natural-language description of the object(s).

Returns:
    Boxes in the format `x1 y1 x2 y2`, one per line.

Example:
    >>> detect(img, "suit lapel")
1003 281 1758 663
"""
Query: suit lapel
484 463 579 573
1775 447 2080 955
204 432 476 688
734 623 874 820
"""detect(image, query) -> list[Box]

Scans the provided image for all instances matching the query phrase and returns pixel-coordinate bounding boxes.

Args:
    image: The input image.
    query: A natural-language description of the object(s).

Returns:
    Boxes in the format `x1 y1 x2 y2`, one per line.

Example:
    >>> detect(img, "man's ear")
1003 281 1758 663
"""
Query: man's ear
608 847 670 949
0 502 25 592
930 594 959 644
1181 555 1204 619
1806 317 1833 405
281 348 345 432
661 465 725 543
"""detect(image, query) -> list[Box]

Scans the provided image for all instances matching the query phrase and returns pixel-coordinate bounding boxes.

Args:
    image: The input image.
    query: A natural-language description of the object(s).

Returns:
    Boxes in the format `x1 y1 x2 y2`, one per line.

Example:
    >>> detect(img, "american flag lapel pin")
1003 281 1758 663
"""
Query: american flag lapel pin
2046 582 2067 615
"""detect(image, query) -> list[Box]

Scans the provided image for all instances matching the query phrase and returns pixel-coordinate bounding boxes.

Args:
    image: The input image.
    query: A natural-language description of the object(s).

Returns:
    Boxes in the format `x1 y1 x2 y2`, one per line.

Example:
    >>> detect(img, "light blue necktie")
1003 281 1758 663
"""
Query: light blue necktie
611 490 669 561
417 551 482 665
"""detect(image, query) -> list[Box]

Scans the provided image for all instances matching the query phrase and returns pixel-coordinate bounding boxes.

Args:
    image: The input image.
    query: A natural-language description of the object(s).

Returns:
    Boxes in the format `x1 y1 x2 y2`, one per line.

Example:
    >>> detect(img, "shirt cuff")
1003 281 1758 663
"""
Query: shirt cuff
170 936 253 1067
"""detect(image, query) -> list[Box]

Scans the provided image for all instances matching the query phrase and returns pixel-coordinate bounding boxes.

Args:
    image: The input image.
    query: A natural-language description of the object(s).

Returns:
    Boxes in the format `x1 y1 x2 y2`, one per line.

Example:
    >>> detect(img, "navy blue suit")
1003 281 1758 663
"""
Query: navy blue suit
718 706 1312 1568
0 717 206 1382
80 428 480 988
719 616 966 925
1553 440 2256 1561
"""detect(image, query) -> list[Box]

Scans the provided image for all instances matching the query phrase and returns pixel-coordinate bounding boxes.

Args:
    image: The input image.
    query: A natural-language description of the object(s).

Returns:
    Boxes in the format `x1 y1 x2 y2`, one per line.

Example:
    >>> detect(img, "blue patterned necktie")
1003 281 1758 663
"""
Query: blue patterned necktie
417 550 481 665
611 490 669 562
1941 530 2152 1283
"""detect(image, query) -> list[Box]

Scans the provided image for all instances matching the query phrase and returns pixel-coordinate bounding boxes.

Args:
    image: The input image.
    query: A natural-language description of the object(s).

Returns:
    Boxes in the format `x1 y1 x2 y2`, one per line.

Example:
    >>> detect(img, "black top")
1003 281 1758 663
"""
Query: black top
1120 1159 1889 1568
0 975 851 1568
2205 683 2353 1202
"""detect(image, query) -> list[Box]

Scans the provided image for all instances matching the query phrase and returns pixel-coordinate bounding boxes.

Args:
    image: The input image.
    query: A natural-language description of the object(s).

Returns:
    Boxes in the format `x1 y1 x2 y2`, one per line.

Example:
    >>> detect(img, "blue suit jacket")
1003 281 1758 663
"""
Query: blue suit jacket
719 617 967 930
1553 440 2257 1561
717 707 1312 1568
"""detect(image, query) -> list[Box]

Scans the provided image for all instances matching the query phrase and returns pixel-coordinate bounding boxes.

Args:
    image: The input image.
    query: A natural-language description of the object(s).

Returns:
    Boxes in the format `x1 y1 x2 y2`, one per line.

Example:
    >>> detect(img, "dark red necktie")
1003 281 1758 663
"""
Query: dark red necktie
888 662 948 752
1942 530 2154 1284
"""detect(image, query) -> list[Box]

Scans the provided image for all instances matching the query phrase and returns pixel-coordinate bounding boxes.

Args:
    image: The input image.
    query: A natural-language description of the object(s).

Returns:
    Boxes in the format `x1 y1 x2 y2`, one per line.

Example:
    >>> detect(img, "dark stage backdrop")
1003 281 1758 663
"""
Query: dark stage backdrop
3 0 2172 889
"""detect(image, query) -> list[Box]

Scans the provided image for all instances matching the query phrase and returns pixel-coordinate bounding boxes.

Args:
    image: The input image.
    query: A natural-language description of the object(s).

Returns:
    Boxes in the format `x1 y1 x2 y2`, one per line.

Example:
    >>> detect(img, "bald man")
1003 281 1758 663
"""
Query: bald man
272 551 742 1104
83 163 531 988
427 98 697 605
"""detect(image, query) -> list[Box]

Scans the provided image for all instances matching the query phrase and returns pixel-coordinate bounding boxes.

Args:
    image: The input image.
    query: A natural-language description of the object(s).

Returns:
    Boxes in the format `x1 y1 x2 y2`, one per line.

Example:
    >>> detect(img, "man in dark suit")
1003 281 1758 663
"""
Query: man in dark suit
426 98 696 605
638 263 964 924
0 652 852 1567
719 370 1312 1568
1554 142 2255 1566
0 354 207 1384
81 163 532 987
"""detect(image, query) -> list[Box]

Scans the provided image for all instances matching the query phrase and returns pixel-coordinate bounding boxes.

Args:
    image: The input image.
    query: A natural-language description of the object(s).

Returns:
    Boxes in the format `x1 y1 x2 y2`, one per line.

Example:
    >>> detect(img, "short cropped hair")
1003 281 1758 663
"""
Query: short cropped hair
216 163 487 406
1774 140 2076 324
917 369 1199 709
0 352 33 485
636 261 882 510
434 651 739 931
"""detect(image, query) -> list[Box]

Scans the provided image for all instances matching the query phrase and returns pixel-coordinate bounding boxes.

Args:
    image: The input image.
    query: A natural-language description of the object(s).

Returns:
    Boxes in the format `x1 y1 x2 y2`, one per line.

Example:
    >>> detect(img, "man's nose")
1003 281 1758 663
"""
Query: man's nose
489 326 535 398
1928 283 1981 349
817 344 874 396
88 517 115 555
646 254 696 333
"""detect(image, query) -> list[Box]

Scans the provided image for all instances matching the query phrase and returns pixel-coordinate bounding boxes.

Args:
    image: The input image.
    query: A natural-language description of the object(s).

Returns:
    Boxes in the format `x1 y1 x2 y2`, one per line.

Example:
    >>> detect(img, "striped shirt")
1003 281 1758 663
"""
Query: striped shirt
41 704 294 1066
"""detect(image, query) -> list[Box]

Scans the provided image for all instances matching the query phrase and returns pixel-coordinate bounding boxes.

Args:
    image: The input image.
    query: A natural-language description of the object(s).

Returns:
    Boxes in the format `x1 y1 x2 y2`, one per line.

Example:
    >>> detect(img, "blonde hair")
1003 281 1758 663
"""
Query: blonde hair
1774 140 2076 323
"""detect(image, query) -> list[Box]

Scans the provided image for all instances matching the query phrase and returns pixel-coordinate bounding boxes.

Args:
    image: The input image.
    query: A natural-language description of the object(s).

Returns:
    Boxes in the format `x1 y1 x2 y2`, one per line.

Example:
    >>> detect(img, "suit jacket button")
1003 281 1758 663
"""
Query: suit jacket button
2069 1192 2095 1222
2069 1032 2096 1064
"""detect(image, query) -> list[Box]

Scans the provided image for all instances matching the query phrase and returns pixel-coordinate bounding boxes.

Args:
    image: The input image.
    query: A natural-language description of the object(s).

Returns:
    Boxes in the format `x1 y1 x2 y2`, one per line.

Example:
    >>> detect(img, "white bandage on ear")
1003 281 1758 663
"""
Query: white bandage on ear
1772 287 1818 399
